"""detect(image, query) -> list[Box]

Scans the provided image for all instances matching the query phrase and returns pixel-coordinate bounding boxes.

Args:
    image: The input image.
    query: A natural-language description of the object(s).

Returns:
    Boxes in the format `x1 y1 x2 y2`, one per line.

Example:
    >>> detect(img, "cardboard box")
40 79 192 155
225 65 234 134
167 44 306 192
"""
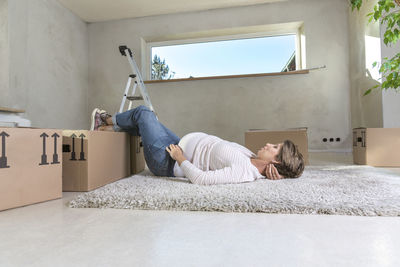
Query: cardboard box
62 130 130 191
130 136 145 174
245 128 309 165
353 127 400 166
0 127 62 211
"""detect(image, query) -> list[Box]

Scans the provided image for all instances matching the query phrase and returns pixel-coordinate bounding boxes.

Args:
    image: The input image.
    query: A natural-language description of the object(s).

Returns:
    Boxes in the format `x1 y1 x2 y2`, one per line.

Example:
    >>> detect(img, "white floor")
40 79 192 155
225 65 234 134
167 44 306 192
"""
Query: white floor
1 153 400 267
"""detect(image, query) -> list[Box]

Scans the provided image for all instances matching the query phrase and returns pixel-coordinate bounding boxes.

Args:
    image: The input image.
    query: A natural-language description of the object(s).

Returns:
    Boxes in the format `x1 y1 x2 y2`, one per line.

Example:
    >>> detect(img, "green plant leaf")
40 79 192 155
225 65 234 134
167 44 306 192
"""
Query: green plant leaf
363 88 372 96
351 0 363 10
368 16 374 23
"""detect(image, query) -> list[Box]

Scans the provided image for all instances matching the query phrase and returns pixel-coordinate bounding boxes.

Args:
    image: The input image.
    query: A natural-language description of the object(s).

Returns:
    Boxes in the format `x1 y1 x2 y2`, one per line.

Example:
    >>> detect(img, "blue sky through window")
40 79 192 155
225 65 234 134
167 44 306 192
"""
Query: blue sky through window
152 34 296 79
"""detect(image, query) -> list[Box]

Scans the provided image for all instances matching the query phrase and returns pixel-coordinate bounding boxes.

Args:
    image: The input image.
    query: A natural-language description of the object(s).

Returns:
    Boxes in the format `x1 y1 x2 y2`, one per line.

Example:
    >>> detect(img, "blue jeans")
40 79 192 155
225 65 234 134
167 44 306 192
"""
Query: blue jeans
112 105 180 177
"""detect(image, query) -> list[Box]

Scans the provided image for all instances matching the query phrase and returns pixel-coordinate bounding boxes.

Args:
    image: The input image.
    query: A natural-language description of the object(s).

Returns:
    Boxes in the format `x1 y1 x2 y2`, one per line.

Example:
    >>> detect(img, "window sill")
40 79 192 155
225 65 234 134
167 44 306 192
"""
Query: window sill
144 70 309 84
0 107 25 113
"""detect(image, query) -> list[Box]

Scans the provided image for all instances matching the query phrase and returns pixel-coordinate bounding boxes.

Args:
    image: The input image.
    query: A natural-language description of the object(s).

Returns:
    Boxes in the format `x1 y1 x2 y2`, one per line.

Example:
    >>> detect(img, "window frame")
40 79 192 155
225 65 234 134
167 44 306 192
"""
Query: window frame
143 22 305 80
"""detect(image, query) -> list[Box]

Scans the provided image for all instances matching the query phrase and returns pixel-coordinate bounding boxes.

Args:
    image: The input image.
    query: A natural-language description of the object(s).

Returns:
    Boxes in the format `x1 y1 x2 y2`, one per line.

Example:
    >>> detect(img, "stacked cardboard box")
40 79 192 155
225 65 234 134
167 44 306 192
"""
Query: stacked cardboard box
62 131 146 192
245 128 309 165
353 127 400 166
62 130 130 191
0 127 62 211
0 127 146 211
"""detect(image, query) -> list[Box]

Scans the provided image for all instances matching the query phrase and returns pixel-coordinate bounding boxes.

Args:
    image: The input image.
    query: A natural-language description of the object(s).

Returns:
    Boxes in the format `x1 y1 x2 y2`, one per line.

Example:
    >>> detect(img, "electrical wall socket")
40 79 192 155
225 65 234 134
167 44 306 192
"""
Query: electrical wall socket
322 137 341 142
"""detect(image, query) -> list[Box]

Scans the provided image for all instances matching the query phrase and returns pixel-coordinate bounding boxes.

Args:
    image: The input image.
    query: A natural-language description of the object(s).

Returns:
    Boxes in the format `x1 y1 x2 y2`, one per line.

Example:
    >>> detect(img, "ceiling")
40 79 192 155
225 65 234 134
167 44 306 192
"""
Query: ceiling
57 0 286 23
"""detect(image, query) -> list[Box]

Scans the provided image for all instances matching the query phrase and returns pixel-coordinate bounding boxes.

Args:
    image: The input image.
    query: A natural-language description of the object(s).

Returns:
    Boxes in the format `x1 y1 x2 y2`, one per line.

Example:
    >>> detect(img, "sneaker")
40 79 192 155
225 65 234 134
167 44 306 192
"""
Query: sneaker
90 108 104 131
99 110 112 125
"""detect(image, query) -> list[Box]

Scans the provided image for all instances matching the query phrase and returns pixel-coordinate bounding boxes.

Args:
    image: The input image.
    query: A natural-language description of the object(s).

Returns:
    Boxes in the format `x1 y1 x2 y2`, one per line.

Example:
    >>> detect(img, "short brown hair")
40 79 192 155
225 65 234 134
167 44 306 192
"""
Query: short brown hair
274 140 305 178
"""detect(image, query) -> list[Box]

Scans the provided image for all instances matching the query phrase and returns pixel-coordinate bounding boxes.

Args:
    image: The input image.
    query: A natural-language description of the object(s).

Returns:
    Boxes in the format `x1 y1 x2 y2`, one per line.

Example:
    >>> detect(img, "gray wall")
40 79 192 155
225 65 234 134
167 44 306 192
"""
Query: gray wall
1 0 89 129
2 0 393 147
0 0 8 98
88 0 352 151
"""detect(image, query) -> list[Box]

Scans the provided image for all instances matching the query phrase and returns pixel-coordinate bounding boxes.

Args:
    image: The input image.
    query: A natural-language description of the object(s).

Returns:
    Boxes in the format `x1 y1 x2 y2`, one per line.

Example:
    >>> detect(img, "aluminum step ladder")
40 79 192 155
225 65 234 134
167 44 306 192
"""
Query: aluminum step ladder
118 45 156 116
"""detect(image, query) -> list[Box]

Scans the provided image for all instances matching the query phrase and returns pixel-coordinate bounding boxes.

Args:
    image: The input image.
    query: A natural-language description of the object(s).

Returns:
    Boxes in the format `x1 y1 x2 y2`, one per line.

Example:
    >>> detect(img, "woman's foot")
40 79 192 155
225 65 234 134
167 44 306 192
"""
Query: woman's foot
90 108 104 130
90 108 113 130
99 111 112 125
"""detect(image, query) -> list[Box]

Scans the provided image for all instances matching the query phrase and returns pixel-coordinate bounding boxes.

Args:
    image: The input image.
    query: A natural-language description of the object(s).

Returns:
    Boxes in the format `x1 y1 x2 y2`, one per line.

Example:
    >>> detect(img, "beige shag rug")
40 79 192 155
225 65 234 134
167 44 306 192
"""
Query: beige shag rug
68 165 400 216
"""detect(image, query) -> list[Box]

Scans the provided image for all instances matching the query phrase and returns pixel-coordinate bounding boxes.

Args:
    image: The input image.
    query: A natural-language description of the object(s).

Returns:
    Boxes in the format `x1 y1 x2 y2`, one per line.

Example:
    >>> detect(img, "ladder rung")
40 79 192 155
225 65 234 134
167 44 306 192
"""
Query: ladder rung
127 96 144 101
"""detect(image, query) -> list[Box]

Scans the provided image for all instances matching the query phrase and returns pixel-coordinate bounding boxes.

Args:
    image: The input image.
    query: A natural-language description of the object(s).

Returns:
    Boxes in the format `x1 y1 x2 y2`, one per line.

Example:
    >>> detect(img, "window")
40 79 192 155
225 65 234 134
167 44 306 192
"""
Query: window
146 22 305 80
365 35 381 81
364 16 381 82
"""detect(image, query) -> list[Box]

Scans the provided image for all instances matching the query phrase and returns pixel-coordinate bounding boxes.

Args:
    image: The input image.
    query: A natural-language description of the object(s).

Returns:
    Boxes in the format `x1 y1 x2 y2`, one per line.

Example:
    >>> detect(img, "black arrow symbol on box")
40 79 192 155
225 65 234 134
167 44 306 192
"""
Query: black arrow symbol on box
70 133 77 160
51 133 60 164
79 133 86 161
0 131 10 168
39 133 49 165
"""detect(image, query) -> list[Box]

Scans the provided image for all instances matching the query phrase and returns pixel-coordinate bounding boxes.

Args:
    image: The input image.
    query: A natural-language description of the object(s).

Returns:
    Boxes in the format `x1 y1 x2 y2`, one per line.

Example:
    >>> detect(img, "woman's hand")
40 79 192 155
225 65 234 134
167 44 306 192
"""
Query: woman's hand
166 144 186 165
265 164 284 180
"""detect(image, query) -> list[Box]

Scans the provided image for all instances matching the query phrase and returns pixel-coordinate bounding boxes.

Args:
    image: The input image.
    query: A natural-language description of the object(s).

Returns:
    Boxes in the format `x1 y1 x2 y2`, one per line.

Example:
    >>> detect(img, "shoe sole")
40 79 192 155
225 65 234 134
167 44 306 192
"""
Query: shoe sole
90 108 100 131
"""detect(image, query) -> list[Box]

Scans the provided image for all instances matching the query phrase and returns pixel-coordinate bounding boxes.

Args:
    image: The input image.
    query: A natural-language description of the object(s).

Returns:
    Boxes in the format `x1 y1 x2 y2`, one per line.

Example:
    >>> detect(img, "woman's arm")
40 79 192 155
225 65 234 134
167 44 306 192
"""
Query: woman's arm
179 161 253 185
166 144 255 185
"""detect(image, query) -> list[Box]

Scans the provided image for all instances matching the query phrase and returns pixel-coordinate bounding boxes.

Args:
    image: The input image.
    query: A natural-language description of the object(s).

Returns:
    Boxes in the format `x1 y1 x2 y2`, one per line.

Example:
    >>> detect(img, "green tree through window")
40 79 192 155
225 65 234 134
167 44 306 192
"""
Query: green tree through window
151 55 175 80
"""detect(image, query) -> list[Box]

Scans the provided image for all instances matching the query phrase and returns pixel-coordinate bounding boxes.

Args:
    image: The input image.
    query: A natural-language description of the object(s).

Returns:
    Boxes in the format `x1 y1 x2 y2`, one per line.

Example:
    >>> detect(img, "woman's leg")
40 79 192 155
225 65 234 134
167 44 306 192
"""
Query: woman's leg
112 105 180 176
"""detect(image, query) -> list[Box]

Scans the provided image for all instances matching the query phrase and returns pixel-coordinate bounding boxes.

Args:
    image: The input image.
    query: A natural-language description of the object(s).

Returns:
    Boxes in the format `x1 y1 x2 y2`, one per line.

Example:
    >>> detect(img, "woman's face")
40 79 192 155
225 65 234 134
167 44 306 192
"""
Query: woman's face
256 143 283 163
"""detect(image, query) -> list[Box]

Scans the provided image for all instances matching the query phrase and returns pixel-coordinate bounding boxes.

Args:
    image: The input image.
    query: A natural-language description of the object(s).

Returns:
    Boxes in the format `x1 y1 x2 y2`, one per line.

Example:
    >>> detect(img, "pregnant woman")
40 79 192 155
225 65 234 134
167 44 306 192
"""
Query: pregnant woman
90 105 304 185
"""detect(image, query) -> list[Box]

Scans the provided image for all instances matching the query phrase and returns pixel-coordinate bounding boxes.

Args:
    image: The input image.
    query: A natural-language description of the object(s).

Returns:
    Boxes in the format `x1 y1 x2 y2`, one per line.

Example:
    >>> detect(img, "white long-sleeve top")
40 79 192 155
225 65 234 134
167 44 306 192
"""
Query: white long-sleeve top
173 132 265 185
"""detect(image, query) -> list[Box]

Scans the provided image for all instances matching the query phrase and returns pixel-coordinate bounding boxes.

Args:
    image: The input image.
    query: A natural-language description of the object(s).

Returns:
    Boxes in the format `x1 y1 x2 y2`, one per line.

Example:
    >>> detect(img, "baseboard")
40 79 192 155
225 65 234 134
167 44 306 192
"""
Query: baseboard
308 149 353 153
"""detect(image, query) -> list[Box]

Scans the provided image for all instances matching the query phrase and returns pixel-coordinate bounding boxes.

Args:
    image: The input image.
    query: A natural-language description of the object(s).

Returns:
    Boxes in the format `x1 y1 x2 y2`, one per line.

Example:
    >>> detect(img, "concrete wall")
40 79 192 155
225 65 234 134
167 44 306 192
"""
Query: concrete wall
88 0 352 150
0 0 8 98
1 0 89 129
348 0 383 129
